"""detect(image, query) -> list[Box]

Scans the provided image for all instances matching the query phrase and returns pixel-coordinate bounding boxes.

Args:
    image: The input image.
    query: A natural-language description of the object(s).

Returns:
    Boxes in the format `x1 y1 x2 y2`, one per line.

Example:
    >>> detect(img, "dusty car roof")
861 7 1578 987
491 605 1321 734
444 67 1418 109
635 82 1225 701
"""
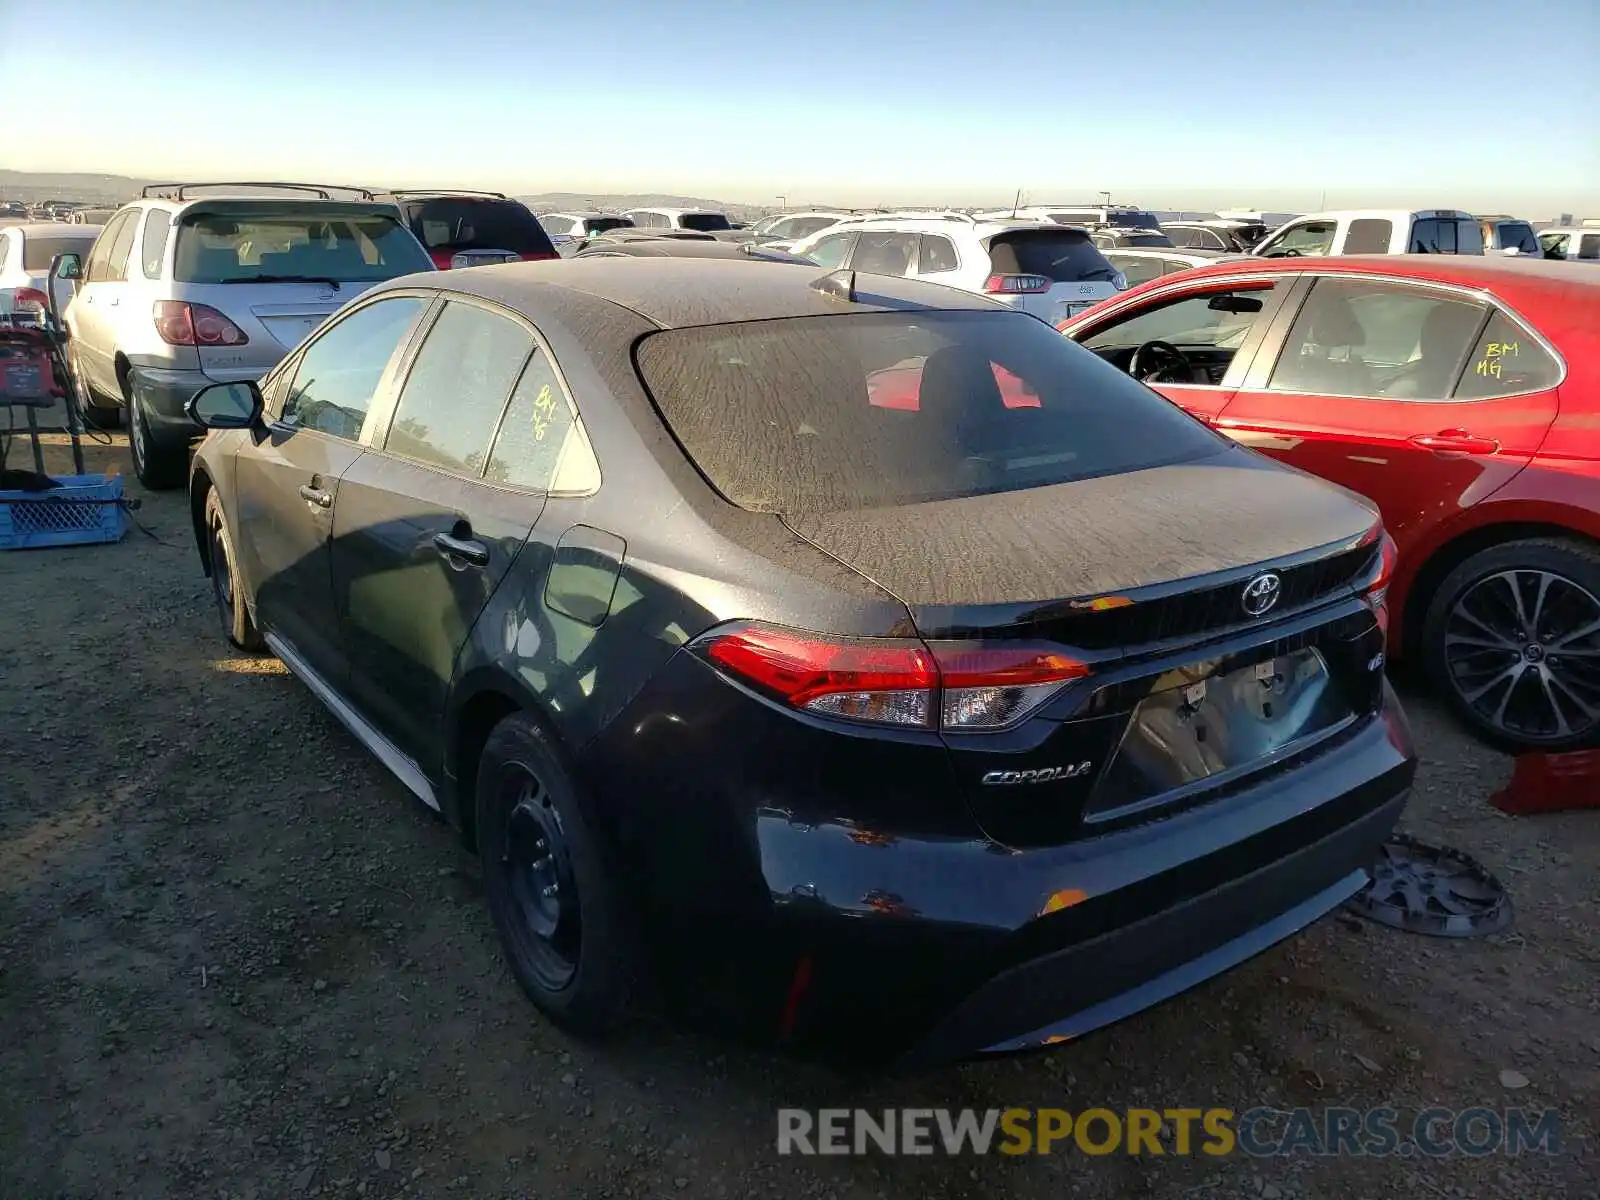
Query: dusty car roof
7 222 101 238
378 257 1002 329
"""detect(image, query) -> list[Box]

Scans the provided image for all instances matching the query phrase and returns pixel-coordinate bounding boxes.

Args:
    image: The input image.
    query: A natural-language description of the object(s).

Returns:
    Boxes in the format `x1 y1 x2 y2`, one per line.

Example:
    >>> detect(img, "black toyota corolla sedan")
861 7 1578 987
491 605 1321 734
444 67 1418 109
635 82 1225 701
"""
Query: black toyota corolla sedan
185 258 1414 1067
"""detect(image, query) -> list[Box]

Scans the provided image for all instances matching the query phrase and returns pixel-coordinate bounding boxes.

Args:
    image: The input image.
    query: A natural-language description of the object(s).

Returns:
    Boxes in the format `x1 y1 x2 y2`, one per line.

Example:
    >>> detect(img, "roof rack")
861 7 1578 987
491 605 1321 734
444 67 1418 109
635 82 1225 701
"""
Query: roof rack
140 181 376 201
384 189 509 200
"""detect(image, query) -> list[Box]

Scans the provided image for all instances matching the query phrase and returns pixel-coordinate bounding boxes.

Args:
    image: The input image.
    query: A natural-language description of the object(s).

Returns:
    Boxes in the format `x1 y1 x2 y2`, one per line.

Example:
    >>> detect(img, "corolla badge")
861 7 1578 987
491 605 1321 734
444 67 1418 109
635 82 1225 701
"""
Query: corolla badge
1242 572 1283 617
981 763 1093 786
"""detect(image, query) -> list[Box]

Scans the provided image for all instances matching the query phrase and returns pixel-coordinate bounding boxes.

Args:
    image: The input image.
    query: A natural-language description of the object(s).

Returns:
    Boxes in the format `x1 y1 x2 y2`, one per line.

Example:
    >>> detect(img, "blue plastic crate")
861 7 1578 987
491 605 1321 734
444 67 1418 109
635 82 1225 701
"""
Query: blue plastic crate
0 472 128 550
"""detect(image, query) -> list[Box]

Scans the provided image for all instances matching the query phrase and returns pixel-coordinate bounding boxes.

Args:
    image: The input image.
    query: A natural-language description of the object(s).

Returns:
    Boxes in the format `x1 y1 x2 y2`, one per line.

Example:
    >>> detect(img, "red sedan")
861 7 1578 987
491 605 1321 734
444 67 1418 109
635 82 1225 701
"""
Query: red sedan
1059 255 1600 753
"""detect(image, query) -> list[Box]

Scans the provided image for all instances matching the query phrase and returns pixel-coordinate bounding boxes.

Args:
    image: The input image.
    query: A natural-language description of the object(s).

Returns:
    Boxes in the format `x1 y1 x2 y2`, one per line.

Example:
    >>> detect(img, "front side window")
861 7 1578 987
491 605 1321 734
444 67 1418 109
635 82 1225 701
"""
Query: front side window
84 211 132 282
1267 278 1486 399
1341 219 1394 254
140 210 171 278
807 232 856 269
1579 234 1600 260
1540 232 1571 259
174 213 433 283
487 351 601 493
281 297 426 440
634 309 1226 513
1456 311 1562 398
1260 221 1336 257
1081 285 1276 353
103 211 139 281
384 301 534 474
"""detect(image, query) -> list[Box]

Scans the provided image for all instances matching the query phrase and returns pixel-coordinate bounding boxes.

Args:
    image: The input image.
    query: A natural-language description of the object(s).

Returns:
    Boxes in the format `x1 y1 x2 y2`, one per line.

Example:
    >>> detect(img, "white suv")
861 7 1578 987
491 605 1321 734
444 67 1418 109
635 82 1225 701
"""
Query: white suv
788 214 1125 323
1254 209 1485 257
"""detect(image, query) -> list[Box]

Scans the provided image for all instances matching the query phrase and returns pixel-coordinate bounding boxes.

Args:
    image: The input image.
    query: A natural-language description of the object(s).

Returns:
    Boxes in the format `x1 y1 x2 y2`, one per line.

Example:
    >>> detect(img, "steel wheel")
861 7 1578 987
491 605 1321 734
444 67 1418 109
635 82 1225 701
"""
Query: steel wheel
127 386 148 478
1442 568 1600 743
500 767 580 992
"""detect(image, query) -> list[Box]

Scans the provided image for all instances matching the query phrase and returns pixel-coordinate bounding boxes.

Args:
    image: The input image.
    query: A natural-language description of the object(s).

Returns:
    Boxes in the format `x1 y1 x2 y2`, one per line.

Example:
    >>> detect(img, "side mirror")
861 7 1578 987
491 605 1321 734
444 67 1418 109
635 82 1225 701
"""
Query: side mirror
186 380 263 430
51 252 83 280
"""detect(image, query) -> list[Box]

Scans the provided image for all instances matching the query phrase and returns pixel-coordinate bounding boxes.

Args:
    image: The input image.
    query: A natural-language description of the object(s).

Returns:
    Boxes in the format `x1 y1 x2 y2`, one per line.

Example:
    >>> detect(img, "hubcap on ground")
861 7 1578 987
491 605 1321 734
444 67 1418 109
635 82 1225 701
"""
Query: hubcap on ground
500 768 579 990
1443 568 1600 741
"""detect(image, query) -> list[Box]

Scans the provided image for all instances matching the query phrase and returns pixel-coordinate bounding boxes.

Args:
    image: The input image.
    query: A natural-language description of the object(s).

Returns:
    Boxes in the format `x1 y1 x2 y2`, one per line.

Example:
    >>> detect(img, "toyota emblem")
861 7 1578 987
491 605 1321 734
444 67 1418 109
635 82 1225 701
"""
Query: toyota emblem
1241 572 1282 617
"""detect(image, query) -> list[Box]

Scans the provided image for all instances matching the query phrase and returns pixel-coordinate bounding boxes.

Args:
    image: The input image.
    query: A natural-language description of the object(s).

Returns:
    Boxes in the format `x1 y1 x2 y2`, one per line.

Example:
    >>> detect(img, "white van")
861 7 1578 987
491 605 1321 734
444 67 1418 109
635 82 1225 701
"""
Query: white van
1537 224 1600 263
1254 209 1484 257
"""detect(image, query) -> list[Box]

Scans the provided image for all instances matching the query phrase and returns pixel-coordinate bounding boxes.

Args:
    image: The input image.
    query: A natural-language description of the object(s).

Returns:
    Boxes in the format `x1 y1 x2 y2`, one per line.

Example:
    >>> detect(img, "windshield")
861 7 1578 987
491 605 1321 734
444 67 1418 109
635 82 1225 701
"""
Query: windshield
403 198 555 256
173 213 433 283
680 212 733 232
583 216 632 235
988 231 1121 283
634 309 1223 512
22 234 97 272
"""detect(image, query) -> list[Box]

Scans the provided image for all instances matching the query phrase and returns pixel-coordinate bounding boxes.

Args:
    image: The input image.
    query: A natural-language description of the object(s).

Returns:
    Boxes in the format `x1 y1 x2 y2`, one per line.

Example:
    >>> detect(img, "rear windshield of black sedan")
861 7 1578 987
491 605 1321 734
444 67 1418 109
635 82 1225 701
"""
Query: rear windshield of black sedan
634 309 1227 512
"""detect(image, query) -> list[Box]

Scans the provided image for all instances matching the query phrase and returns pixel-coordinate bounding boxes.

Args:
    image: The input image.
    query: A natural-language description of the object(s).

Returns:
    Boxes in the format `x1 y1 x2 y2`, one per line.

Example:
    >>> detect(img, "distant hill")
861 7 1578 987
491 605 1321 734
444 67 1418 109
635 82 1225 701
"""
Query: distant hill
0 170 149 203
0 172 767 216
517 192 764 218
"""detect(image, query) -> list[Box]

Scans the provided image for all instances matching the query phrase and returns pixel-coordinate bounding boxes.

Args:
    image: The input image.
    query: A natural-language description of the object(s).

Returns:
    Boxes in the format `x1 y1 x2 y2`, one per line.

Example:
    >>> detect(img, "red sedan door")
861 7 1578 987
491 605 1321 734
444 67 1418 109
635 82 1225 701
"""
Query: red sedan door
1213 275 1560 557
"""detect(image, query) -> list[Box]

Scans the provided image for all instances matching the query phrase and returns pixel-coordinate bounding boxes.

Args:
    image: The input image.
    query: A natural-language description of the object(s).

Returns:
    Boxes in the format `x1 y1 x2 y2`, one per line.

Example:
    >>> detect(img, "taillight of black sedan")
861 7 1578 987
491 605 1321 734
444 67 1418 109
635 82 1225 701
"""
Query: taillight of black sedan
189 259 1415 1068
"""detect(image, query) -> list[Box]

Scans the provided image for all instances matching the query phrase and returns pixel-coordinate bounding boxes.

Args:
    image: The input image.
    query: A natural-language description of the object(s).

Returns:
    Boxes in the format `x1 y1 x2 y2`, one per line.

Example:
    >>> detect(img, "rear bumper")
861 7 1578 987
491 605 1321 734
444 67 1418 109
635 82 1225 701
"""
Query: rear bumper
586 657 1415 1064
128 365 261 446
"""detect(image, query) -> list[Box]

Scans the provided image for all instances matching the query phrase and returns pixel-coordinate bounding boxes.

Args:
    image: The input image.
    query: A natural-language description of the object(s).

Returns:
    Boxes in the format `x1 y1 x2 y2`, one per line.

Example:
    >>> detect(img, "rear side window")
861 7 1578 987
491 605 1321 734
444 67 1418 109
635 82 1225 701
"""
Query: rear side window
140 210 170 278
1262 221 1335 257
1456 311 1561 398
1106 253 1165 287
1342 219 1393 254
386 301 533 474
918 235 960 273
633 310 1225 512
174 213 433 282
1539 232 1570 258
21 234 98 274
680 213 732 232
583 216 631 235
987 231 1119 283
487 352 602 493
405 198 555 256
1110 212 1161 230
1579 234 1600 260
852 232 918 275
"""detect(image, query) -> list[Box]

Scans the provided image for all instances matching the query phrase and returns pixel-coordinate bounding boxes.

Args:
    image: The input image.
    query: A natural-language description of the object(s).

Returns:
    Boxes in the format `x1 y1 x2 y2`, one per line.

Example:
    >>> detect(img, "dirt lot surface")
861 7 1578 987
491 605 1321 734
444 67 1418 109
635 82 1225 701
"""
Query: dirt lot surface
3 434 1597 1200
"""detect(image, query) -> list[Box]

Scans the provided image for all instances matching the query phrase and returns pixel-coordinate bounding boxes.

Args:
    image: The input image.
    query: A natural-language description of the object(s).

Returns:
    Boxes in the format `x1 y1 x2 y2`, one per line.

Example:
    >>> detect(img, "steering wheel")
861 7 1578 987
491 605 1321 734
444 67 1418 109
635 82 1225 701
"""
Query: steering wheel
1129 339 1193 384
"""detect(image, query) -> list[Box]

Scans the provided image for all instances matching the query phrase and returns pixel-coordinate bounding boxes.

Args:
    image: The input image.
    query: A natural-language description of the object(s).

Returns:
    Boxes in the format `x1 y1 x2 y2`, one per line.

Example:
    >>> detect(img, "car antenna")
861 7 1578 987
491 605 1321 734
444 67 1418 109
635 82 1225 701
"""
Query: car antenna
1011 187 1022 217
810 269 857 302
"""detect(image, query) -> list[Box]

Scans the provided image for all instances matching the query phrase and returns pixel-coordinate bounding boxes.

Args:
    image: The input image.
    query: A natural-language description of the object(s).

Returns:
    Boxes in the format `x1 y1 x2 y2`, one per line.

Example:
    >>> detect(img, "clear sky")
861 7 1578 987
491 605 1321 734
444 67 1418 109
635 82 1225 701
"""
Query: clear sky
4 0 1595 214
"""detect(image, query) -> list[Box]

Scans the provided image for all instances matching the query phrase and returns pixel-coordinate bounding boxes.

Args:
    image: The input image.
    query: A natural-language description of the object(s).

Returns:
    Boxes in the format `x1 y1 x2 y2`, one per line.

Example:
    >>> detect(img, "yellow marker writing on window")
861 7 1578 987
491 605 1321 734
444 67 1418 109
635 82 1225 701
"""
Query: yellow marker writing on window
531 383 555 440
1475 358 1503 378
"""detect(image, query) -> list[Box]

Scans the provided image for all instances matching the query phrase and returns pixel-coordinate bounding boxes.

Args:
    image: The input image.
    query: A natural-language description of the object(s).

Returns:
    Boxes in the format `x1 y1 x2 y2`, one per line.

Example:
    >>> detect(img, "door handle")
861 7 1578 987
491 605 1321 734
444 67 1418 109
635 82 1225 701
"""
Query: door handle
298 484 332 508
1409 429 1501 456
433 531 490 567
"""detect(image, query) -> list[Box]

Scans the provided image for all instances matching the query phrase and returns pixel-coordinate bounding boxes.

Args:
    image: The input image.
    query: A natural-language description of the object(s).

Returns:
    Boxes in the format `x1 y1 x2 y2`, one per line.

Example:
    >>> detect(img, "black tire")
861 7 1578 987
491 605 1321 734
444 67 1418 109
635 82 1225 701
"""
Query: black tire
125 369 188 490
476 712 635 1035
205 489 263 653
1422 536 1600 753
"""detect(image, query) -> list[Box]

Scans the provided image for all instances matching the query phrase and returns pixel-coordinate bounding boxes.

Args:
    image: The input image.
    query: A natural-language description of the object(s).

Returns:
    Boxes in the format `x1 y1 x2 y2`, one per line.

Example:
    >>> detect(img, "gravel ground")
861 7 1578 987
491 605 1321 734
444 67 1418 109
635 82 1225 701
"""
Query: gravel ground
2 434 1596 1200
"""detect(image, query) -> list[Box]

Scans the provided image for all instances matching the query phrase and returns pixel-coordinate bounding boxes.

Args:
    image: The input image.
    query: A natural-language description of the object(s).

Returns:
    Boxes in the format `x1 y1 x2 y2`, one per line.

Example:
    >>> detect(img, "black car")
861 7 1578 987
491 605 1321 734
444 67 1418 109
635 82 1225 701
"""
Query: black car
186 259 1414 1066
1090 227 1176 250
374 190 559 269
1164 221 1271 253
